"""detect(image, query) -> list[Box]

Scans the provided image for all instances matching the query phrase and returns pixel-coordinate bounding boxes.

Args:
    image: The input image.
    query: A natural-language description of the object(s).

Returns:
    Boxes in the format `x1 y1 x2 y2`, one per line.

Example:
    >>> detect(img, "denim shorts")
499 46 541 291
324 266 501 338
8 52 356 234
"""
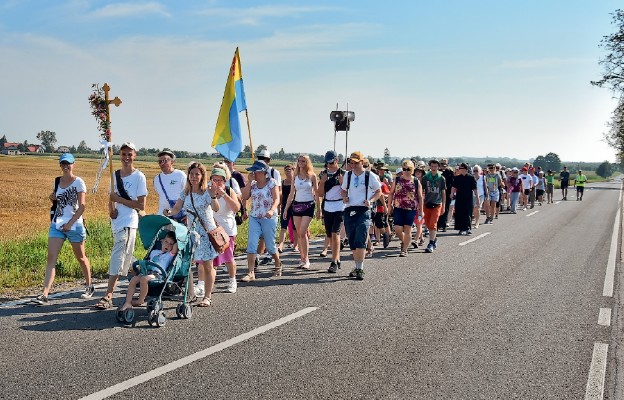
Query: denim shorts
488 191 500 202
48 223 87 243
393 208 417 227
343 207 371 250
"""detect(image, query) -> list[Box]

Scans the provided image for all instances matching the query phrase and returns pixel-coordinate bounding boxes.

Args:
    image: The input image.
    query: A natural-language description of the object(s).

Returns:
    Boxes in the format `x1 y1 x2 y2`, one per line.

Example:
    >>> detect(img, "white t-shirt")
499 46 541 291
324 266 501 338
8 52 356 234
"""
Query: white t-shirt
341 171 381 208
267 167 282 187
476 175 486 198
519 173 533 189
323 169 345 213
111 169 148 233
154 169 186 214
53 177 87 230
293 176 315 202
213 188 238 237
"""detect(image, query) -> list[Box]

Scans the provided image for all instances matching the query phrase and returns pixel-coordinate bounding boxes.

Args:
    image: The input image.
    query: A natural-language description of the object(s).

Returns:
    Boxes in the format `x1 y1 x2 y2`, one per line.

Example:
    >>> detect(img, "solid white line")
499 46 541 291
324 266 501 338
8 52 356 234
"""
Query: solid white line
79 307 318 400
526 210 539 217
584 342 609 400
602 183 622 297
598 308 611 327
458 232 491 246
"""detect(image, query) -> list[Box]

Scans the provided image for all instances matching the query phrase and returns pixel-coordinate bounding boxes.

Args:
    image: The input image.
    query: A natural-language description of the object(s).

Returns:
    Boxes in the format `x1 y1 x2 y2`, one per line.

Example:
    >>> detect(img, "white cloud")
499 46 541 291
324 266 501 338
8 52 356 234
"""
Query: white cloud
195 5 338 25
90 2 170 18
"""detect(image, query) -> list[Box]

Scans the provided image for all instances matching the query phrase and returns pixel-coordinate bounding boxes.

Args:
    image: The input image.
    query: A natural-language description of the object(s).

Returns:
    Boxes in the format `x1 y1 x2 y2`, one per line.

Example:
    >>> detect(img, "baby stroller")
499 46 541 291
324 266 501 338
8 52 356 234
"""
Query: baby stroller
116 214 195 327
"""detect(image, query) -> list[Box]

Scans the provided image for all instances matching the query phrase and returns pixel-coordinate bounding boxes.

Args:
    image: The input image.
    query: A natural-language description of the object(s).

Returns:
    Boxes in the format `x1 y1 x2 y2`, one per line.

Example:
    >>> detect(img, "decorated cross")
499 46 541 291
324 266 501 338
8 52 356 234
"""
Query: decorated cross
102 83 122 185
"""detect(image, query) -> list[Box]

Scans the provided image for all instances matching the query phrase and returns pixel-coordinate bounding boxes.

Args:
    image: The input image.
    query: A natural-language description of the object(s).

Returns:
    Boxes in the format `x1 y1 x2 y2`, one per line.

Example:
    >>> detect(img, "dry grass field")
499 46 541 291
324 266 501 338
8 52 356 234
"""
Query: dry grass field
0 155 164 241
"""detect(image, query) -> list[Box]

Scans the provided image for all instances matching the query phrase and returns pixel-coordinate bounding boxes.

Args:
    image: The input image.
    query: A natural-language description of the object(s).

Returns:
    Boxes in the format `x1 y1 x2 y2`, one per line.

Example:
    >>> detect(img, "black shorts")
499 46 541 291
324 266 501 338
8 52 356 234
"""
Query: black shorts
280 206 292 229
577 186 585 193
373 212 388 229
323 210 343 236
524 189 531 196
536 189 544 197
561 181 569 189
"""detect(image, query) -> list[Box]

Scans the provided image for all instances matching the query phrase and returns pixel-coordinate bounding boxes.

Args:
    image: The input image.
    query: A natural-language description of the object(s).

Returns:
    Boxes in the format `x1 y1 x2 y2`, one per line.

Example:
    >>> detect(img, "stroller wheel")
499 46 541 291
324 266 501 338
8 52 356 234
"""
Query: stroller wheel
115 308 125 323
147 310 156 326
175 303 182 319
155 311 167 327
123 308 135 323
181 304 192 319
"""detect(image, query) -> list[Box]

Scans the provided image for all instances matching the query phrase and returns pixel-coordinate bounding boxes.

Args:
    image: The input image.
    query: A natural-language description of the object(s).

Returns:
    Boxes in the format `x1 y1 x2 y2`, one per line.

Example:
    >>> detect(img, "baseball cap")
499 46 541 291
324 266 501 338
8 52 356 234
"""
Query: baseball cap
210 168 227 178
324 150 338 163
59 153 75 164
512 167 519 172
246 160 268 172
120 142 136 151
521 167 528 171
349 151 365 163
256 149 271 159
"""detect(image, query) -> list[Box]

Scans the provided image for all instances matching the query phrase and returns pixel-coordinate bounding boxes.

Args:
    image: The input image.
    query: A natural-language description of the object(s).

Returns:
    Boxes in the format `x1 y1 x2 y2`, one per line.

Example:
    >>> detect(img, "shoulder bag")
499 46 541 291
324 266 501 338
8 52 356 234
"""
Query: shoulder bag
190 192 230 254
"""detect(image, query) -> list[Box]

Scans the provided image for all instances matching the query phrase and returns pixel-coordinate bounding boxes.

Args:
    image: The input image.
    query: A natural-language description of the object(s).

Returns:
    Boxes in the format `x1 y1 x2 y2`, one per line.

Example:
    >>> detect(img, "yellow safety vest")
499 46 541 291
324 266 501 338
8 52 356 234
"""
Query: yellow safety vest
576 174 586 187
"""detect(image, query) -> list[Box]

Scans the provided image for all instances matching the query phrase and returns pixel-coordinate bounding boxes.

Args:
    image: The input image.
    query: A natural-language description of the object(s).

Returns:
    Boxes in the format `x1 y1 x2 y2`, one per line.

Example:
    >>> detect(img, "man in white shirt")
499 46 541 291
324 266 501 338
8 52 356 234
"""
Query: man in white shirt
94 142 148 310
341 151 382 280
153 150 186 217
518 167 533 211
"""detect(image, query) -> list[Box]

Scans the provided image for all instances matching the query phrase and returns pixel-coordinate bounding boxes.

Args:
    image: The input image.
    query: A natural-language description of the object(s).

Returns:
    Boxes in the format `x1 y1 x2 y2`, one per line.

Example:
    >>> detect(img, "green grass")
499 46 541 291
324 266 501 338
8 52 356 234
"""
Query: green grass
0 215 326 291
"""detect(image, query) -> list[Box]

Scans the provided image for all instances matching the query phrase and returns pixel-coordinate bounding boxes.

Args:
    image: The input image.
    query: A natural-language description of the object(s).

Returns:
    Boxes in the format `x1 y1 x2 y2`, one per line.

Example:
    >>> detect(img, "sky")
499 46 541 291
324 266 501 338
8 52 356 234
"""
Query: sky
0 0 621 163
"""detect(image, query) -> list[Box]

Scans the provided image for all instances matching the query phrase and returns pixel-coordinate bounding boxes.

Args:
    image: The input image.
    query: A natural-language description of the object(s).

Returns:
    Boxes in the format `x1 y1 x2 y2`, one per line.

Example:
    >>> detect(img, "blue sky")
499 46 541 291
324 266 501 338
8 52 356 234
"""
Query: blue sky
0 0 620 162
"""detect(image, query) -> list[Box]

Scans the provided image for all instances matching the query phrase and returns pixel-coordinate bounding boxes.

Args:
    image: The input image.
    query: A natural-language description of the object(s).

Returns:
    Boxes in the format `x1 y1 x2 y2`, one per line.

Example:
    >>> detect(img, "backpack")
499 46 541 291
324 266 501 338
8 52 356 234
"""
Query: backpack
49 177 61 221
346 170 370 200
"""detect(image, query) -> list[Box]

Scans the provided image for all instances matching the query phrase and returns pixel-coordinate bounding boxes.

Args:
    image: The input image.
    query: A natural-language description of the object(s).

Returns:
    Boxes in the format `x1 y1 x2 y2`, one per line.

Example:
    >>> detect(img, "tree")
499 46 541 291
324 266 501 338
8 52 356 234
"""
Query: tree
278 148 285 159
36 130 57 152
77 140 91 154
0 134 7 147
255 144 267 155
383 148 391 165
596 161 614 178
17 140 28 152
544 152 562 172
592 9 624 93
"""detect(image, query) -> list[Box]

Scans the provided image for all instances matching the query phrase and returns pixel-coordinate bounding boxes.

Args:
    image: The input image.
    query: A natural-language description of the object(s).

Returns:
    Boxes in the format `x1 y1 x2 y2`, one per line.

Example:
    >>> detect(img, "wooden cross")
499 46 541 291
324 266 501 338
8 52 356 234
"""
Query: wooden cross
103 83 122 186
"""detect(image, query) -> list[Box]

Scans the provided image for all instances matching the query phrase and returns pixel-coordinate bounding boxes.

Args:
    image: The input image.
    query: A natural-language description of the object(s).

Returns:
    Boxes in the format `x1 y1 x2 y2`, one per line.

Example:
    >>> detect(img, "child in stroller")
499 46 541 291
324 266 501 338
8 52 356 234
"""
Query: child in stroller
119 231 178 312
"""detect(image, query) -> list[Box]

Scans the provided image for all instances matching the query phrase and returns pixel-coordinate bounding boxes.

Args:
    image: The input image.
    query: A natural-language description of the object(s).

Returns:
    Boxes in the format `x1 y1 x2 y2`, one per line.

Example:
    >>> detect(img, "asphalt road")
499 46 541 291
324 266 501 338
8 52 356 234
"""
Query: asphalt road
1 179 622 400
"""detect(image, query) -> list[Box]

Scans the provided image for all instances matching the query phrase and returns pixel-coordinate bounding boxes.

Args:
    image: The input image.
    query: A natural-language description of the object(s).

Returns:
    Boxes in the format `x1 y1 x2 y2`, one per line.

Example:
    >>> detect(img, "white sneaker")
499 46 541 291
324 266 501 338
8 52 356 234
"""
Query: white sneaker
194 284 205 298
226 278 237 293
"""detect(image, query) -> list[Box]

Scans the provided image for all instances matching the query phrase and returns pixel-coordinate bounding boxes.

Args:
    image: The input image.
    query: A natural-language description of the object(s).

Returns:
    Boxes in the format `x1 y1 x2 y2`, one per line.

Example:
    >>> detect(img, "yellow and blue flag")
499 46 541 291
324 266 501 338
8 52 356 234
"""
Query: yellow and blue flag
212 47 247 161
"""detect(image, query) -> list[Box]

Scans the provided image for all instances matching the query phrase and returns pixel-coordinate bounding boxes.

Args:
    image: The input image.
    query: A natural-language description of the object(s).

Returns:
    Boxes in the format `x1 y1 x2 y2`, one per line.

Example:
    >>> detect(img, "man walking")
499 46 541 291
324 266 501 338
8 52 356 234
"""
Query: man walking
438 158 454 232
423 159 446 253
560 166 570 200
341 151 382 280
94 142 148 310
154 150 186 217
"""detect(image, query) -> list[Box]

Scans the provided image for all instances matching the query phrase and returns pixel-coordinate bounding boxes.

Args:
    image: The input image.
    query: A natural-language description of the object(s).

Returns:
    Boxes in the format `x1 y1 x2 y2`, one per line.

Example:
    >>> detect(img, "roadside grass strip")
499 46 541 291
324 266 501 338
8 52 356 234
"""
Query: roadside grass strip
79 307 318 400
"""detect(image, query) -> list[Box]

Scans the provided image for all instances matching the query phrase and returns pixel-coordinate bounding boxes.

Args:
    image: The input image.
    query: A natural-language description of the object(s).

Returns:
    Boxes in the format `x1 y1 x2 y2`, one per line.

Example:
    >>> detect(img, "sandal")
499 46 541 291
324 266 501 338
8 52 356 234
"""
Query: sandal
272 261 282 277
241 273 255 282
319 251 327 258
197 298 212 307
93 296 112 310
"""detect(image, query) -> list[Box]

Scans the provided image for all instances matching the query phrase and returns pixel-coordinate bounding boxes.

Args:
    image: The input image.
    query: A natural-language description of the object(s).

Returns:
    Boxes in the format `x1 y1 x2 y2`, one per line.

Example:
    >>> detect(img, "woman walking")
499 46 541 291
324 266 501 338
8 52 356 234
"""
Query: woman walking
472 165 486 229
283 155 318 269
241 160 282 280
388 160 423 257
277 164 296 252
32 153 93 305
451 163 478 235
165 162 220 307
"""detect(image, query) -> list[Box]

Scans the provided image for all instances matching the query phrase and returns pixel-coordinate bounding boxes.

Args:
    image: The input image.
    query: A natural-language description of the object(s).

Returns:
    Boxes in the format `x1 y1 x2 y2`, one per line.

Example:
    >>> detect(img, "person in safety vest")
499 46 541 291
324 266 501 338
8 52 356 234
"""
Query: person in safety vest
574 170 587 201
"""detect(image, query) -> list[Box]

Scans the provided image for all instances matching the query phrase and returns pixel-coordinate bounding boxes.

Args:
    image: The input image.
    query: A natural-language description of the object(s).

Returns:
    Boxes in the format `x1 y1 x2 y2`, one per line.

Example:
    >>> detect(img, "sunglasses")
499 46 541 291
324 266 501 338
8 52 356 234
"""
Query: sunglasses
402 167 412 171
60 161 71 166
158 159 171 164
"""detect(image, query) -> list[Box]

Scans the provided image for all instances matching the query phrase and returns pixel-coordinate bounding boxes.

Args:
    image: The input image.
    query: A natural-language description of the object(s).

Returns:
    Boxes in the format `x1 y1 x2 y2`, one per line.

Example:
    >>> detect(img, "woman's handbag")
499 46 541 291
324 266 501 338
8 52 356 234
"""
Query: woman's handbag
190 192 230 254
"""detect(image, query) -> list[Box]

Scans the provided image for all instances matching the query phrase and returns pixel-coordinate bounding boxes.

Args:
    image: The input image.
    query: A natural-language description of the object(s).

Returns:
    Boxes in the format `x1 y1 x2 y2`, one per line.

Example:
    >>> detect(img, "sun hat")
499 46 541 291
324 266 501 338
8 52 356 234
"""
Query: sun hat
395 167 403 174
246 160 268 172
59 153 75 164
256 149 271 159
157 150 176 160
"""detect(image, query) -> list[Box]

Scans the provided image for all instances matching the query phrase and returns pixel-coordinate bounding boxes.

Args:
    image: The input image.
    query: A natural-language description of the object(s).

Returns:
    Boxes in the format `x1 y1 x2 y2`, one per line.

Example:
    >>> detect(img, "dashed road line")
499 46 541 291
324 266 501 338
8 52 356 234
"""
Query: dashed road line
458 232 490 246
598 308 611 327
584 342 609 400
526 210 539 217
79 307 319 400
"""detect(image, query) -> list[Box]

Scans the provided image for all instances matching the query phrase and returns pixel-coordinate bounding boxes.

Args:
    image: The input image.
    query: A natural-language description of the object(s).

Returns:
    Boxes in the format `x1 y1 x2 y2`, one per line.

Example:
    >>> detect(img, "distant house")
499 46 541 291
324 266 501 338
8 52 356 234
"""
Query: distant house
27 145 44 153
56 146 70 153
1 142 20 155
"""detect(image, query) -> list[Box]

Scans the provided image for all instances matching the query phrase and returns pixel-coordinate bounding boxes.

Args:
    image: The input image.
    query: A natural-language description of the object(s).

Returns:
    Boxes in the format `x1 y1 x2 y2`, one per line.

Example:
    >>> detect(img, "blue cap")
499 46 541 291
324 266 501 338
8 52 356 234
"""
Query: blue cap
246 160 268 172
59 153 75 164
324 150 338 163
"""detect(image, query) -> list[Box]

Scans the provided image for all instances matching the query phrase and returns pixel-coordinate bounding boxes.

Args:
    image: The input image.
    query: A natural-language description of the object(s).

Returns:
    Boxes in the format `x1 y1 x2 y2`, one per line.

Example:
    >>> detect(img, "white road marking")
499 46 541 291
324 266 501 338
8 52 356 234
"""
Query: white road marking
458 232 491 246
584 342 608 400
526 210 539 217
79 307 319 400
602 182 622 297
554 201 561 205
597 308 611 327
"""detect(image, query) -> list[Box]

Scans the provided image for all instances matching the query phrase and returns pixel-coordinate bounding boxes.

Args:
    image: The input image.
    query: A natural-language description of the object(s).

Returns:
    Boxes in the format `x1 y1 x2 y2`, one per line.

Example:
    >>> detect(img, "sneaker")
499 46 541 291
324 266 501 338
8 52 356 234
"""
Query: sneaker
432 240 438 250
31 294 48 306
399 251 407 257
425 242 434 253
355 269 365 280
259 256 273 266
466 230 473 235
349 268 357 278
336 260 341 269
411 240 418 249
382 233 390 249
80 284 95 299
194 285 205 298
458 230 466 236
226 278 237 294
328 261 338 273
